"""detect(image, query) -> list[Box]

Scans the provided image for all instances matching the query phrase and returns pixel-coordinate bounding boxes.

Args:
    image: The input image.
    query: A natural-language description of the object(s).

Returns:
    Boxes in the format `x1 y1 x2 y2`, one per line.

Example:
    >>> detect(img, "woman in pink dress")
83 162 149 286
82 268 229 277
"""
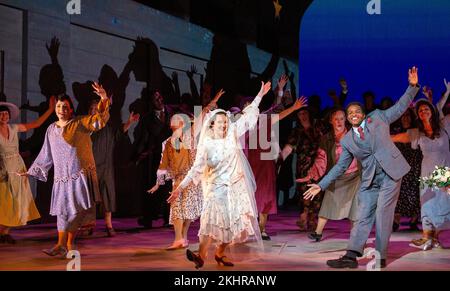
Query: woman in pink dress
297 108 360 242
246 97 307 240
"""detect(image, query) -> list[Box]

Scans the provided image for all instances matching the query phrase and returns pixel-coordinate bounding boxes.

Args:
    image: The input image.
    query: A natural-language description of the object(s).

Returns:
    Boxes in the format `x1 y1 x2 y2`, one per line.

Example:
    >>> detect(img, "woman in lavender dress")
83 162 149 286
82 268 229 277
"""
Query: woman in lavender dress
392 88 450 250
19 83 110 257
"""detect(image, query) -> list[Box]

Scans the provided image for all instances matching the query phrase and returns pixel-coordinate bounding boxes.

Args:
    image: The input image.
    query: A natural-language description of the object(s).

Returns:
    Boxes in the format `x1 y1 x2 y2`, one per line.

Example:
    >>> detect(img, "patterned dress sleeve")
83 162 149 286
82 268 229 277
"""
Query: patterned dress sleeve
79 98 111 132
27 126 54 181
407 128 420 150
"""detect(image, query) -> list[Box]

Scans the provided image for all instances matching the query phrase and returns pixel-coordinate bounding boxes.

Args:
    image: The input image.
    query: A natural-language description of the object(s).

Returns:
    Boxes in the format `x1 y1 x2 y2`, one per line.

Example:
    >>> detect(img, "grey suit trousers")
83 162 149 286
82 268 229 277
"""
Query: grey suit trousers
347 169 401 259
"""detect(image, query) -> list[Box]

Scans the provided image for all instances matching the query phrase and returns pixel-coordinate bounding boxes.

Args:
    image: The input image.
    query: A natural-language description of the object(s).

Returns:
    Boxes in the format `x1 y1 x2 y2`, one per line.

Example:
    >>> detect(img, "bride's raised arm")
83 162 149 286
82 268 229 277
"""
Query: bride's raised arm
235 81 271 137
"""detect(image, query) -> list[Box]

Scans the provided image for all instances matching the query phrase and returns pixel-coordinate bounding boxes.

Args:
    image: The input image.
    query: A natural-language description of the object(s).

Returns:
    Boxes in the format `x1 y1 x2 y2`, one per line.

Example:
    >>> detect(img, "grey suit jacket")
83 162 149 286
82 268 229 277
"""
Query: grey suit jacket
318 85 420 191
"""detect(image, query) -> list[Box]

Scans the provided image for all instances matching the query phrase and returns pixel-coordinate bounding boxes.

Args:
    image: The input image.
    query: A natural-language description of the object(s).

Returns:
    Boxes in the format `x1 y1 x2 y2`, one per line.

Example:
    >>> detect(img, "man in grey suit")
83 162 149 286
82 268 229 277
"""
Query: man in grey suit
303 67 420 268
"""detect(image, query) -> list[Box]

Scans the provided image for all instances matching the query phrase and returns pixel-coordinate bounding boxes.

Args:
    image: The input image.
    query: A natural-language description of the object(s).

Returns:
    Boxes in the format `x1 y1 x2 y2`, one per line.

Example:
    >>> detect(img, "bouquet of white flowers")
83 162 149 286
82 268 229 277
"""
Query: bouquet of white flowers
419 166 450 194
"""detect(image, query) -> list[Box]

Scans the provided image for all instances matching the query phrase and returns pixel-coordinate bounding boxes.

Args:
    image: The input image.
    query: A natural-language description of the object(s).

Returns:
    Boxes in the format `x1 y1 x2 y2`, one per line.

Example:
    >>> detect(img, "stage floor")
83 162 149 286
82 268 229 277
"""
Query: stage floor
1 210 449 271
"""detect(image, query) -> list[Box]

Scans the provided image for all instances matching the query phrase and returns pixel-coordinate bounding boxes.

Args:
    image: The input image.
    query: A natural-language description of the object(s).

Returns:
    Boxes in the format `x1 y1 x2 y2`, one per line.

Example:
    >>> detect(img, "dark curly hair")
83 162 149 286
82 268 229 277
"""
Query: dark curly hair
415 100 441 139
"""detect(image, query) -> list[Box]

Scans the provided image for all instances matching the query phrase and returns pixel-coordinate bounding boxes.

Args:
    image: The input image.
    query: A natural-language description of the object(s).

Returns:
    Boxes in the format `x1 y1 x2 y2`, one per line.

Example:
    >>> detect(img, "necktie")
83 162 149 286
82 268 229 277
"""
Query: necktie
357 126 365 140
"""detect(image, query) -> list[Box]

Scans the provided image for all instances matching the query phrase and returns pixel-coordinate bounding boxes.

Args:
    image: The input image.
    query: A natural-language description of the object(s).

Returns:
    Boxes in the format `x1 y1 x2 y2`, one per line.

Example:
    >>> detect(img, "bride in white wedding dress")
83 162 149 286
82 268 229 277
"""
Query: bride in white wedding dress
168 81 272 269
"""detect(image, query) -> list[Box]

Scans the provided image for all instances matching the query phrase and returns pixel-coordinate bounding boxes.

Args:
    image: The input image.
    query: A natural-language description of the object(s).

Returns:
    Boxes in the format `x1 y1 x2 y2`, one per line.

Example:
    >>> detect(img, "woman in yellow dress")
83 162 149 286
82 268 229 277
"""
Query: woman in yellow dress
0 97 55 244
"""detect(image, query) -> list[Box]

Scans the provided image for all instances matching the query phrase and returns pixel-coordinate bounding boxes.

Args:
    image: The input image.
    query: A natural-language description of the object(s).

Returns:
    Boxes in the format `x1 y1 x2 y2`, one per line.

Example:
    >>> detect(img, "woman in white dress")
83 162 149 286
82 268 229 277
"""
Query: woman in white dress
169 81 272 269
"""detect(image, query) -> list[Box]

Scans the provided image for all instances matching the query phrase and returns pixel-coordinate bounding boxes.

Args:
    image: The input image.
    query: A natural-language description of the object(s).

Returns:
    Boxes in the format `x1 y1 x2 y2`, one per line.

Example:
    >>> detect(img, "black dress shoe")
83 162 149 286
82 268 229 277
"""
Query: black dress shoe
215 255 234 267
308 232 323 242
327 256 358 269
186 249 204 269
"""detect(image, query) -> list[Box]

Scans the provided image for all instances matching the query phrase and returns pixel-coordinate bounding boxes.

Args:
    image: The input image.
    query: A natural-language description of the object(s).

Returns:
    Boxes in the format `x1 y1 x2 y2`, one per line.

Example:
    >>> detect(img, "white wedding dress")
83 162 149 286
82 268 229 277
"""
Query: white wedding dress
179 95 263 245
